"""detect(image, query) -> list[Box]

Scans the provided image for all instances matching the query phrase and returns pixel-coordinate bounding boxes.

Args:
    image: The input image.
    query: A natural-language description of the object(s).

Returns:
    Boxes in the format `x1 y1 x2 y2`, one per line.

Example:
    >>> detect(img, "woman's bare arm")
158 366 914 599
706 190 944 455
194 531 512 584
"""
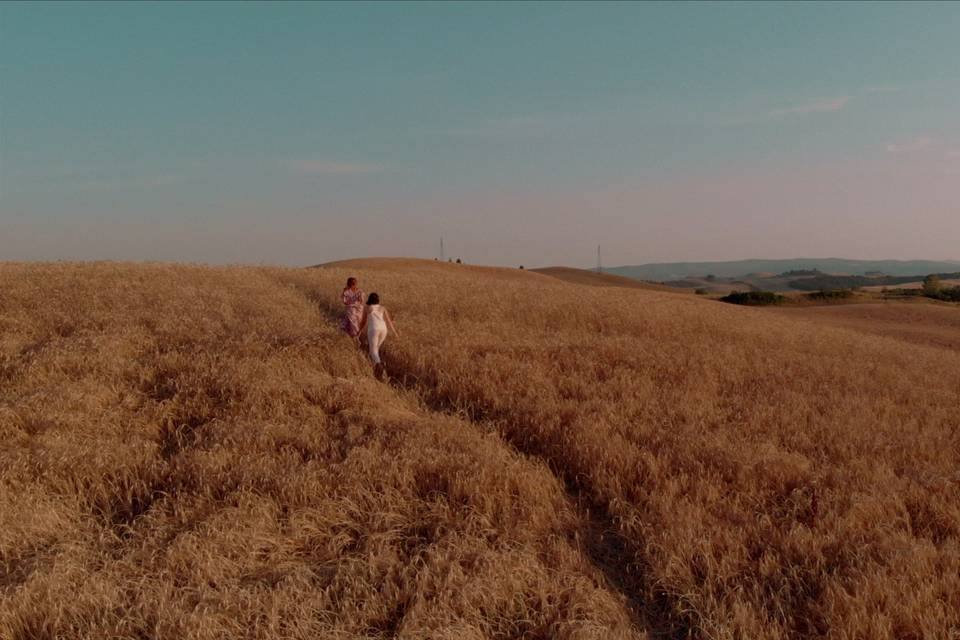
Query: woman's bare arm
385 309 400 337
358 306 369 334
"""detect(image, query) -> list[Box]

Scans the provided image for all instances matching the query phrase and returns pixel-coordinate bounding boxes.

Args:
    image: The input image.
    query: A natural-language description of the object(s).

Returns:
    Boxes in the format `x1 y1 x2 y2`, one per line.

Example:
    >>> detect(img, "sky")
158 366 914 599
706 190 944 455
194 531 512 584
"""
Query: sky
2 1 959 268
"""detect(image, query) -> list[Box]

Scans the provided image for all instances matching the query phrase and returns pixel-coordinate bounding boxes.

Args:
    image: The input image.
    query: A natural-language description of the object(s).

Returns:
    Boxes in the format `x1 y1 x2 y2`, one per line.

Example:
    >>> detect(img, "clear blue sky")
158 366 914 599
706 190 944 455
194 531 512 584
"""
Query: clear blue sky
2 1 959 266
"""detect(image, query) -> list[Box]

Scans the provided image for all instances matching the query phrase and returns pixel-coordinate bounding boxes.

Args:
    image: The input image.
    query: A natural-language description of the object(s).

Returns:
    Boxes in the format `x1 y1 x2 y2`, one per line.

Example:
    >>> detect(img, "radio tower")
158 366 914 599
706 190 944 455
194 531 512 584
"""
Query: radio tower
596 244 602 273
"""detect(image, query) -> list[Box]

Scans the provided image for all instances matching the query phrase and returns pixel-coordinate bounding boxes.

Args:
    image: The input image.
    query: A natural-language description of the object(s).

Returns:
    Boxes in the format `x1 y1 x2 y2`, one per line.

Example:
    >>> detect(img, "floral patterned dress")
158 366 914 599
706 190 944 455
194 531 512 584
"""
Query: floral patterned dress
340 288 365 337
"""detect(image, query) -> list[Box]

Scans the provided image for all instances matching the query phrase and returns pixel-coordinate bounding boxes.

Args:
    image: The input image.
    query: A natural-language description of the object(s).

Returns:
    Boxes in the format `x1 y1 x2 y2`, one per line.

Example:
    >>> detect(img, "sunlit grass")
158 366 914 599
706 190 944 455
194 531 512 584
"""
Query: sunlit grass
2 259 958 639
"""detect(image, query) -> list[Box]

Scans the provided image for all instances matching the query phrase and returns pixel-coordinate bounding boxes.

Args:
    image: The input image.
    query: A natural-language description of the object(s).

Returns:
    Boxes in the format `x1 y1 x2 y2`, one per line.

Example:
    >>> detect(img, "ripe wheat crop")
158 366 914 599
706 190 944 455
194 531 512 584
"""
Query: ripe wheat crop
2 259 958 639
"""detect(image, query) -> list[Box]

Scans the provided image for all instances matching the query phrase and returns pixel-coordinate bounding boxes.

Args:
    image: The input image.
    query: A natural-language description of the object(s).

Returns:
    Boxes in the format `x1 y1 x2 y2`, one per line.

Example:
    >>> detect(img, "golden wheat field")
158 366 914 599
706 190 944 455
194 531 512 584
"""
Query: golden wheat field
2 259 959 640
769 303 960 354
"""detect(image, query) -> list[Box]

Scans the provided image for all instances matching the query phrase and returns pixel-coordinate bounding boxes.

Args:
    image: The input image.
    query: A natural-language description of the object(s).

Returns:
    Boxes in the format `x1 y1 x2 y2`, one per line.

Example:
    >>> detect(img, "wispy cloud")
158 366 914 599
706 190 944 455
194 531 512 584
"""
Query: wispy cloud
886 136 936 153
292 160 383 175
864 85 902 94
430 115 565 137
769 96 850 118
77 175 181 191
885 136 960 162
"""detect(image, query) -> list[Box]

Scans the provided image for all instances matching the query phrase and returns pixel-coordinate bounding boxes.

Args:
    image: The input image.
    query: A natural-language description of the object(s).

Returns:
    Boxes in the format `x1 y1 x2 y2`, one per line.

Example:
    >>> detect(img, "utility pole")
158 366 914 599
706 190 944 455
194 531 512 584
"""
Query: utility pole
597 244 602 273
440 237 445 262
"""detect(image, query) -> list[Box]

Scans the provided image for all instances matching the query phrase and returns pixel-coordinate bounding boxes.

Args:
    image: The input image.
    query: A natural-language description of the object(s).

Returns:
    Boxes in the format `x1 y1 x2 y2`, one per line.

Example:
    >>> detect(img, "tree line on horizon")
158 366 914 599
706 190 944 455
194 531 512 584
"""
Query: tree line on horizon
786 271 960 292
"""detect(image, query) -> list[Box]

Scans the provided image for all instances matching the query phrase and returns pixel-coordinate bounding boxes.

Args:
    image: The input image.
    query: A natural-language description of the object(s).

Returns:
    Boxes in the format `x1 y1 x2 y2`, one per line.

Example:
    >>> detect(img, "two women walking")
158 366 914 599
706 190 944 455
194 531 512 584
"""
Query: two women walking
340 277 399 380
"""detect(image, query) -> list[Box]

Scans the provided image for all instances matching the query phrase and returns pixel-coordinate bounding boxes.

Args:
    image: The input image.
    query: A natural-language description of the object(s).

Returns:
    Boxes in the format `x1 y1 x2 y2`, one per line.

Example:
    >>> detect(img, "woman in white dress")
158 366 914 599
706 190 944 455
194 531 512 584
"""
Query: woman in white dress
358 292 400 380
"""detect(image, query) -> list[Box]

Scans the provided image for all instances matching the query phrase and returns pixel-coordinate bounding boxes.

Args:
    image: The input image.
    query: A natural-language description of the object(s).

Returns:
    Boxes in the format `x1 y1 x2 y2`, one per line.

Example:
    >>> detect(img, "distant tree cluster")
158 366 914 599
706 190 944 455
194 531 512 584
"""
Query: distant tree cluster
790 271 960 292
788 276 868 291
779 269 824 277
720 291 785 306
805 289 855 301
922 274 941 296
933 288 960 302
922 275 960 301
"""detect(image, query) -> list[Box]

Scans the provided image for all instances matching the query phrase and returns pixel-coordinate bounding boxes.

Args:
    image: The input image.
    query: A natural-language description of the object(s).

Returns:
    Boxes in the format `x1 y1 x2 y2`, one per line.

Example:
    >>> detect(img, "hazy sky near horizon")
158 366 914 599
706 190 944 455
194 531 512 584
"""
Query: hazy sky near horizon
2 1 959 268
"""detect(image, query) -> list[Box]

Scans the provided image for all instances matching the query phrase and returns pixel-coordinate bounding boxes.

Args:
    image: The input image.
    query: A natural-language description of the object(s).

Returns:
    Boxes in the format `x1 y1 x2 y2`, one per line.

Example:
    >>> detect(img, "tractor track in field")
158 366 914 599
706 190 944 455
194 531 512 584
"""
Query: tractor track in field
384 366 694 640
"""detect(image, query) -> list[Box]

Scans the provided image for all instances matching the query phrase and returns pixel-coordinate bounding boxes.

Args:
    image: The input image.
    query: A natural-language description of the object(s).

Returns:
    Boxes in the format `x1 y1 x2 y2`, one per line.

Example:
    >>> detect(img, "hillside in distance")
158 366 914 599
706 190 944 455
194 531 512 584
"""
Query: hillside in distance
608 258 960 281
3 259 959 639
531 266 689 293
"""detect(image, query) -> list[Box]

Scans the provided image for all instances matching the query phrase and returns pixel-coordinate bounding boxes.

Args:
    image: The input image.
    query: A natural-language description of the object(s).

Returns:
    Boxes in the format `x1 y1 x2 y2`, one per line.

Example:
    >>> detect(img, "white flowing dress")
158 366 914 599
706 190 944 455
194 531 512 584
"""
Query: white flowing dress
366 304 388 364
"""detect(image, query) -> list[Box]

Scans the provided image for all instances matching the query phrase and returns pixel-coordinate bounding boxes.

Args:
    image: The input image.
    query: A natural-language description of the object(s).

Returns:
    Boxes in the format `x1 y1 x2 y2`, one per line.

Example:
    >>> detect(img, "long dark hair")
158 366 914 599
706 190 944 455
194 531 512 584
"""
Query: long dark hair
345 277 357 290
366 292 380 305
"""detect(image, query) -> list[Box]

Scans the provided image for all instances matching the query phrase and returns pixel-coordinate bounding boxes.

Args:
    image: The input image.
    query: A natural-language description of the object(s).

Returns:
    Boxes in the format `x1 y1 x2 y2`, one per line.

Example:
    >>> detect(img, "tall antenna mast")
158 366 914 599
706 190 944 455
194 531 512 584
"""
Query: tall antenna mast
440 237 445 262
597 244 602 273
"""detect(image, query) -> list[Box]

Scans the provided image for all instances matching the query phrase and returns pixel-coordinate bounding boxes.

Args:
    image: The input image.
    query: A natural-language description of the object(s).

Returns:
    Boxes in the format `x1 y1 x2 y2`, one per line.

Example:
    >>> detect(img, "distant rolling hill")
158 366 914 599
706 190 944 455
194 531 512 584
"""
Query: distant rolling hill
532 266 689 293
608 258 960 281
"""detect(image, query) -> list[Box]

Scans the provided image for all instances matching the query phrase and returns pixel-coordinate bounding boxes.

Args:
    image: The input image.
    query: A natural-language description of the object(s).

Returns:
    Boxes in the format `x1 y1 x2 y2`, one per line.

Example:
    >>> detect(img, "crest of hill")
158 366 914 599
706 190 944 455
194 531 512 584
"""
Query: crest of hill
532 266 690 293
312 257 533 282
315 259 688 293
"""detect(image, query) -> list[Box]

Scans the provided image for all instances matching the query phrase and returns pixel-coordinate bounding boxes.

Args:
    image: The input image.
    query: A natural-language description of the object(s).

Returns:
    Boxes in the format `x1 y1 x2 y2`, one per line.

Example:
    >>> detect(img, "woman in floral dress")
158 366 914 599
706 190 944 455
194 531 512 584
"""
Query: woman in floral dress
340 277 365 341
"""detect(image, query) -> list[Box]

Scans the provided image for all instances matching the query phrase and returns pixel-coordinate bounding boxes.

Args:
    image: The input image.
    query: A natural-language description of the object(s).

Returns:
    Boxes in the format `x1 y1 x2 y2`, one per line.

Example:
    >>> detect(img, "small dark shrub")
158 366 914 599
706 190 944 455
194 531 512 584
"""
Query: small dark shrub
695 288 710 295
